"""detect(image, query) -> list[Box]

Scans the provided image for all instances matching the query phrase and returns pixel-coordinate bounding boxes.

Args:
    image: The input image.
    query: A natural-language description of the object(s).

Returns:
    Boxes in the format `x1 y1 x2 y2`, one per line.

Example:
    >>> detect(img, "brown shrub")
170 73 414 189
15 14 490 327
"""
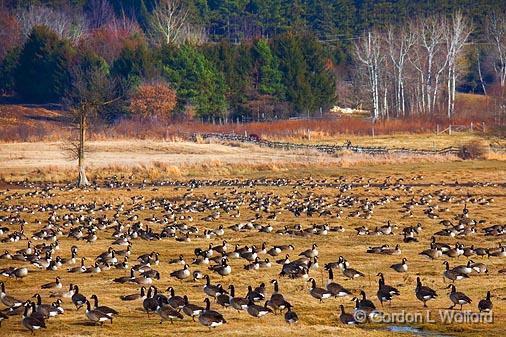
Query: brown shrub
458 140 489 160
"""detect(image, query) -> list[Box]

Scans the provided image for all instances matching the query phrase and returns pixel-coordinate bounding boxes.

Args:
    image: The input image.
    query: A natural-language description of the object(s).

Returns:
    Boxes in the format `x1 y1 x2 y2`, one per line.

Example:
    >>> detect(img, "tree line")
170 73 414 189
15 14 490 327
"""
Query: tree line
0 0 506 122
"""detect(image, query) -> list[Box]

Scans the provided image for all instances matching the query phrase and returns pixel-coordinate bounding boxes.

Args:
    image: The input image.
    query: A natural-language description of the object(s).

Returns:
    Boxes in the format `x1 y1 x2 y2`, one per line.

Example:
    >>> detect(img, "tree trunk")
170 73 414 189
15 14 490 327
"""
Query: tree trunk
78 111 89 187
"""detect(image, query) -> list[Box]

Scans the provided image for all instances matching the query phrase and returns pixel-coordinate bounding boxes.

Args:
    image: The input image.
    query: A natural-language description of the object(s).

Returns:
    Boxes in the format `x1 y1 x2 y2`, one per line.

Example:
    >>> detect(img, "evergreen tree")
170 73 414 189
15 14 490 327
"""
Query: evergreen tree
252 39 284 97
15 25 74 103
161 44 227 119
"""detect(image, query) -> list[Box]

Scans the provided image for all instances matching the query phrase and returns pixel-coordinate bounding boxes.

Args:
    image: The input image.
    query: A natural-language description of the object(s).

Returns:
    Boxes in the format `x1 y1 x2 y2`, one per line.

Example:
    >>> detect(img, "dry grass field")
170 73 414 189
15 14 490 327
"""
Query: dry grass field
0 151 505 337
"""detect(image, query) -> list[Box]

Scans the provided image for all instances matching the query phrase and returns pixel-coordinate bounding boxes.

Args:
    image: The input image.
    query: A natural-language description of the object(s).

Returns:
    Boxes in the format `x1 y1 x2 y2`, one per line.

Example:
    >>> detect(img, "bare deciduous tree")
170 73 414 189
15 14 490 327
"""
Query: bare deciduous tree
355 31 383 120
150 0 189 45
486 12 506 87
85 0 115 30
64 63 120 187
445 11 473 118
17 4 84 43
385 24 416 117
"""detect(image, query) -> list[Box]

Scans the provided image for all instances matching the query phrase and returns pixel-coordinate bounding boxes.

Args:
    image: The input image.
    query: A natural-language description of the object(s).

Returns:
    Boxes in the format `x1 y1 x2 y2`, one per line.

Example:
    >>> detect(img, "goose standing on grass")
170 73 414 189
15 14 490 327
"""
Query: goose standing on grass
0 310 8 326
267 280 289 313
71 285 87 310
376 273 400 306
157 297 183 324
143 286 159 316
339 305 358 325
90 295 118 320
182 295 204 321
84 300 112 325
325 267 352 298
228 285 249 311
308 278 332 302
203 275 227 298
415 277 437 307
447 285 472 310
22 302 46 334
199 298 226 329
478 291 493 312
32 294 52 318
284 303 298 324
342 265 365 280
246 298 272 318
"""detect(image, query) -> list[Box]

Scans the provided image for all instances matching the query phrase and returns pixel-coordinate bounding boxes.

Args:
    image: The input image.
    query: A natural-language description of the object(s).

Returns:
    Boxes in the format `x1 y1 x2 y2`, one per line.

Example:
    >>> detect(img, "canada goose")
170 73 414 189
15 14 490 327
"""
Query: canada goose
209 259 232 277
390 258 408 273
90 295 118 319
166 287 185 309
247 298 272 317
22 302 46 334
29 301 46 324
171 264 191 280
9 267 28 279
71 285 87 310
49 283 74 299
143 286 159 316
203 275 227 298
182 295 204 321
415 277 437 307
193 270 203 281
376 274 399 306
168 254 186 265
267 280 289 313
443 261 469 282
326 268 352 298
0 282 23 308
469 260 488 274
113 268 135 284
342 265 365 280
0 310 7 326
246 285 265 302
120 287 146 301
41 277 62 289
85 300 112 325
339 304 357 325
452 261 473 275
157 297 183 324
356 290 376 311
308 278 332 302
284 303 298 324
447 285 472 310
67 257 86 273
32 294 52 318
228 285 249 311
199 298 226 329
478 291 493 312
299 243 318 258
419 244 442 260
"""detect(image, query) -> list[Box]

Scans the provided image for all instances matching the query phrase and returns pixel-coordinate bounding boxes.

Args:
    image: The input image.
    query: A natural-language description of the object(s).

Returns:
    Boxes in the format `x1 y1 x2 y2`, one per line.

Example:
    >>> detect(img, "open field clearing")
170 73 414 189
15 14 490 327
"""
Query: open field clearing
0 159 505 337
0 140 473 183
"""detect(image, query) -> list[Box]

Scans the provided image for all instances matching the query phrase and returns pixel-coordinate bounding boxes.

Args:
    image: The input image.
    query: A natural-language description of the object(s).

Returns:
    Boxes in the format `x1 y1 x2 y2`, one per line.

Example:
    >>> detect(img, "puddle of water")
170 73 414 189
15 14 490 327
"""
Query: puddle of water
385 325 452 337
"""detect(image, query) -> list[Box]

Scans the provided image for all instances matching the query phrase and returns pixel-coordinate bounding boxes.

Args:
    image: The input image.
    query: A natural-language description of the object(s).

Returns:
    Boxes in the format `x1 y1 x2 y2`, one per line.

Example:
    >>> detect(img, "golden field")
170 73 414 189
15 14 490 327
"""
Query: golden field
0 148 505 337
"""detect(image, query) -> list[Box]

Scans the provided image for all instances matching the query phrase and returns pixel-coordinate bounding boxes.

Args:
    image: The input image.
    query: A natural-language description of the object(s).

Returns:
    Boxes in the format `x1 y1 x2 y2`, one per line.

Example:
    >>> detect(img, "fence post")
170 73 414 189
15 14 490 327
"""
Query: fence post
372 126 375 138
482 122 486 133
449 125 452 135
437 124 439 135
470 122 473 132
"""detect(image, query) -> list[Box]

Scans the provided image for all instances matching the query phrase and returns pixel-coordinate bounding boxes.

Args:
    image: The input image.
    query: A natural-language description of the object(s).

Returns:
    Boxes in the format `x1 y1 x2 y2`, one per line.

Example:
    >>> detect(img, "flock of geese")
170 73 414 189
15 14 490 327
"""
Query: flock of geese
0 176 503 334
